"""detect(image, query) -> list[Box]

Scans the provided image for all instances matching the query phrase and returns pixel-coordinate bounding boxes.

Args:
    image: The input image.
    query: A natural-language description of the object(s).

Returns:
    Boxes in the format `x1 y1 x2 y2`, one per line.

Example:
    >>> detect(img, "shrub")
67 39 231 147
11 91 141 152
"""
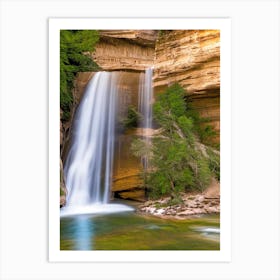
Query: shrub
60 30 100 121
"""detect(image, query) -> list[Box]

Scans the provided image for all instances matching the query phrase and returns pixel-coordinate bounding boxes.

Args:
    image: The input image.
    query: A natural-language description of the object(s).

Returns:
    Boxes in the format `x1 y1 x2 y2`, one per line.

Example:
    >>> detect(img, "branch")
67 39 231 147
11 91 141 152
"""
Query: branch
172 122 185 139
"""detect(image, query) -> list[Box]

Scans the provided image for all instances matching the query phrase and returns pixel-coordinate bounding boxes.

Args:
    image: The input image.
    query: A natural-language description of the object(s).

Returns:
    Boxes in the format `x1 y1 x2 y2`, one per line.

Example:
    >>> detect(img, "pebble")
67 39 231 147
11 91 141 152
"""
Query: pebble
138 193 220 218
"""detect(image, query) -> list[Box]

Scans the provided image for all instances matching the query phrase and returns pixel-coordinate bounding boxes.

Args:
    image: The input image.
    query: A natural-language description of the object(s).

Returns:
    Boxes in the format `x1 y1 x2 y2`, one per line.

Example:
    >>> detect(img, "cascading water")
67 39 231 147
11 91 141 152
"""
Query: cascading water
138 68 153 170
61 72 133 216
65 72 117 205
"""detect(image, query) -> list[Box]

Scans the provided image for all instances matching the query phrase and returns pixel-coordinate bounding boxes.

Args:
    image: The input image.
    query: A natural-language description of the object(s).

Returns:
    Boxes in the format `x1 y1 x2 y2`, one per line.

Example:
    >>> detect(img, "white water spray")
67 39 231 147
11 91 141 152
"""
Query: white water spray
138 68 153 170
62 72 134 216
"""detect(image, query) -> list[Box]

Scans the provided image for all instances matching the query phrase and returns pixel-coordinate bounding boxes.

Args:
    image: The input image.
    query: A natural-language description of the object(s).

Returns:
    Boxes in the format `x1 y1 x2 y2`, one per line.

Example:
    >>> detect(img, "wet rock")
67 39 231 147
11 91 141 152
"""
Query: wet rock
178 210 195 216
167 209 176 215
196 195 205 203
188 202 197 208
205 206 219 213
137 184 220 219
146 207 156 214
192 208 206 215
116 189 146 202
155 209 165 215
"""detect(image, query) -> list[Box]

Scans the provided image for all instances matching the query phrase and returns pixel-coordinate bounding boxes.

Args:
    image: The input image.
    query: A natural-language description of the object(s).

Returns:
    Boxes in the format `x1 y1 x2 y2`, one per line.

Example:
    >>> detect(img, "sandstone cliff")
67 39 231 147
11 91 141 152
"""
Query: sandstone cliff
92 30 220 142
153 30 220 143
61 29 220 202
91 30 157 71
62 30 220 150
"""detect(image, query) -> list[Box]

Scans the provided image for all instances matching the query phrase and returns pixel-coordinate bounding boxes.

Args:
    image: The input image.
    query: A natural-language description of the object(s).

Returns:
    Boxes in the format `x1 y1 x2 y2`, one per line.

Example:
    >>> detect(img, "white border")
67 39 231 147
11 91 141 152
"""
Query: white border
49 18 231 262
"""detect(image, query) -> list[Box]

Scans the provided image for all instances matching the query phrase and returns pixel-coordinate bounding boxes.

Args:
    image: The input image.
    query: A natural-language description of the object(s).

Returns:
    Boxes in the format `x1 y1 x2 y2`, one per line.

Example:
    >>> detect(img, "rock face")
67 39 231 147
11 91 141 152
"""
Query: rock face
91 30 158 71
153 30 220 143
109 73 145 201
154 30 220 94
97 30 158 46
138 178 220 219
112 131 144 202
91 30 220 142
60 158 67 207
61 29 221 203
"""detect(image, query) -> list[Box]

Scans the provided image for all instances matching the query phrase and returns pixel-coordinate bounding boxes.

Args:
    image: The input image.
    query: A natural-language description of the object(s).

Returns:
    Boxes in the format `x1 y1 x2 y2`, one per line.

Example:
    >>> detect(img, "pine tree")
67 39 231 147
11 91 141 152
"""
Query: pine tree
131 84 219 200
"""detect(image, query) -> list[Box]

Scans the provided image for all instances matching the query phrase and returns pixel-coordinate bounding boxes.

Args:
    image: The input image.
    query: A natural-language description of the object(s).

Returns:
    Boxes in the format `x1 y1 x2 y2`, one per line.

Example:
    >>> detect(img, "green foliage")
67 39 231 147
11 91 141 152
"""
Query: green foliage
206 147 220 181
131 138 152 159
184 101 217 145
167 195 184 206
121 106 142 128
153 83 186 124
131 83 218 200
60 30 100 121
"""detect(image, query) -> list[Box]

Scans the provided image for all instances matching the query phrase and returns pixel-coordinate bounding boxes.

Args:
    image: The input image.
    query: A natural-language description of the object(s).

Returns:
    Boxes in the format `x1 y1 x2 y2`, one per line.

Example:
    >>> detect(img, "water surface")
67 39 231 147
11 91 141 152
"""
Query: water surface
60 211 220 250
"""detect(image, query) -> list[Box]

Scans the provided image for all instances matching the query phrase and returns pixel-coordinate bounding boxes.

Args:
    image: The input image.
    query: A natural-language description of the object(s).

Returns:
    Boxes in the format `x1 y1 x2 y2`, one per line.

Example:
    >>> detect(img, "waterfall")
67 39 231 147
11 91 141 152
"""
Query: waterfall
138 68 153 170
61 69 154 217
61 72 133 216
64 72 117 206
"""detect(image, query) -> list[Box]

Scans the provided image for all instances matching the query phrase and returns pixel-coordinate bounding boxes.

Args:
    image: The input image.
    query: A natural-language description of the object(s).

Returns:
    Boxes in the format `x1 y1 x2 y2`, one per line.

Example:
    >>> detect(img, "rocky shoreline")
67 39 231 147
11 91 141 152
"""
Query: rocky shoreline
136 192 220 220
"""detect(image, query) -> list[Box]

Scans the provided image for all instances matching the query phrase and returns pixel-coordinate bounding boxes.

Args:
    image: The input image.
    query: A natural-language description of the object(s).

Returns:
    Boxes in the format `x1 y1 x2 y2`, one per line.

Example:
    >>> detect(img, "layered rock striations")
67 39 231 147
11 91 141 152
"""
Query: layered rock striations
153 30 220 94
153 30 220 142
97 30 158 46
91 30 220 141
91 30 158 71
61 30 158 157
61 29 221 202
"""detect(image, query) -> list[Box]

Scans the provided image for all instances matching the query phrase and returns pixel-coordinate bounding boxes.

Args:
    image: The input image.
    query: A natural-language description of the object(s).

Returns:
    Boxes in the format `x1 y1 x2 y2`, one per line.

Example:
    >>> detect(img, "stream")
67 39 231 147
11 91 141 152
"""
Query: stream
60 208 220 250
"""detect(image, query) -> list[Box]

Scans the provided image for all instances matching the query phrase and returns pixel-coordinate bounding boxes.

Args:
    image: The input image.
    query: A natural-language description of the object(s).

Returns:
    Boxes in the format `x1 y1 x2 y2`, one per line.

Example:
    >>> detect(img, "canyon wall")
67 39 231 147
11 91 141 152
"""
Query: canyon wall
92 30 220 142
61 30 220 203
91 30 157 71
153 30 220 143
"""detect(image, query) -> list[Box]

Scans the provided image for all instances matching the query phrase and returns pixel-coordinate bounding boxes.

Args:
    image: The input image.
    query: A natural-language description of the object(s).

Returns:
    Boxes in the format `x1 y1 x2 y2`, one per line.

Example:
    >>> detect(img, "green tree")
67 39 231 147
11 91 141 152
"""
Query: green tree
60 30 100 121
131 84 219 200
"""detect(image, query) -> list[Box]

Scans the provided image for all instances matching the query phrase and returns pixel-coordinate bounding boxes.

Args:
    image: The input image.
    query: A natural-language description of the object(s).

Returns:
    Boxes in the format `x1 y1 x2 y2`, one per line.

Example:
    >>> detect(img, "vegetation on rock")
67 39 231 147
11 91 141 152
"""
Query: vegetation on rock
131 84 220 199
60 30 100 121
121 105 142 129
184 99 218 147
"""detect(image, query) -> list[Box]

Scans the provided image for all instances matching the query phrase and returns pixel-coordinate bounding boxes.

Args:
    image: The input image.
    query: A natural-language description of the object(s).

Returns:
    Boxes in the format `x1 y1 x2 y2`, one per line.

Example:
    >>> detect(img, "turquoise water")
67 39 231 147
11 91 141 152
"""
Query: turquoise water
60 211 220 250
